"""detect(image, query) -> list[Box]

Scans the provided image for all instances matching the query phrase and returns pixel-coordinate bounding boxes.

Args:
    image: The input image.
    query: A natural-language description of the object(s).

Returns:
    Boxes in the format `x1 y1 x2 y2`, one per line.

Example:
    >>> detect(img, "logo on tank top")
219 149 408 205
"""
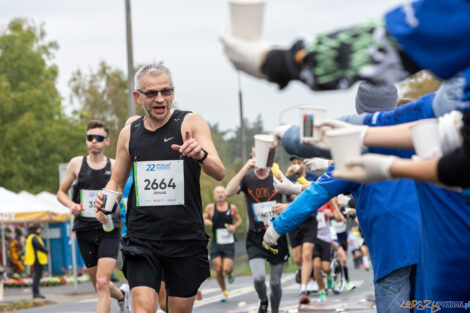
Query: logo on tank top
164 137 175 143
105 171 111 175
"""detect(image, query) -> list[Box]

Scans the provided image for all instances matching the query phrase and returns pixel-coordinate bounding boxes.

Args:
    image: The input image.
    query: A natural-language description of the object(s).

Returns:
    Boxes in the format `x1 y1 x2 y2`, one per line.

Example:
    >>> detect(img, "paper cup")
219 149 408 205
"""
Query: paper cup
299 107 326 141
325 128 362 173
410 119 442 159
229 0 265 40
254 134 276 168
101 189 119 214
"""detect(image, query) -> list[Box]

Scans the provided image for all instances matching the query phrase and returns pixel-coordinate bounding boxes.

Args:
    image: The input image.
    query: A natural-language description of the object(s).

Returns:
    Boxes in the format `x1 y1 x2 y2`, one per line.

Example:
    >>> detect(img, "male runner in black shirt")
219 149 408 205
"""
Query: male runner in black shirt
95 64 225 313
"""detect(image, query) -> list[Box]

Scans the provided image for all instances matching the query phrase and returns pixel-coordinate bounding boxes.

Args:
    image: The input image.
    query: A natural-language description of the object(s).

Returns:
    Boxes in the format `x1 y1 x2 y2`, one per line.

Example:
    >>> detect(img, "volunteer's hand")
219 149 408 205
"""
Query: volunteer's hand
337 194 351 207
171 131 205 160
273 170 302 195
304 157 330 171
333 153 397 183
273 124 292 146
263 225 281 247
438 110 463 154
316 120 368 148
68 203 83 216
219 31 271 79
272 203 288 215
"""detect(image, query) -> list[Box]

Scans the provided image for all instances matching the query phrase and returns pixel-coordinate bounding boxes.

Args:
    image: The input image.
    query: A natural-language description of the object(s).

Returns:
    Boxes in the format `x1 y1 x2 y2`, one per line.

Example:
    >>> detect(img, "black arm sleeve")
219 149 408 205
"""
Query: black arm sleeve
32 237 48 253
437 110 470 187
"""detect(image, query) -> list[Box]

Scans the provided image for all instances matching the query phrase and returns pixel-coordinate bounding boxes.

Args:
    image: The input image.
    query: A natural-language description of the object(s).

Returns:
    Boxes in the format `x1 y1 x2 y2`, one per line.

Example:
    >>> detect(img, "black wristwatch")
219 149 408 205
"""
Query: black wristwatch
196 148 208 164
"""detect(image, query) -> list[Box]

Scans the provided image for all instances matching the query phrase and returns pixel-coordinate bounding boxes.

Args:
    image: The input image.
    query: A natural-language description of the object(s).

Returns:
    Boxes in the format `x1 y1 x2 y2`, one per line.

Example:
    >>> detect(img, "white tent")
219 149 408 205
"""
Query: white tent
0 187 71 269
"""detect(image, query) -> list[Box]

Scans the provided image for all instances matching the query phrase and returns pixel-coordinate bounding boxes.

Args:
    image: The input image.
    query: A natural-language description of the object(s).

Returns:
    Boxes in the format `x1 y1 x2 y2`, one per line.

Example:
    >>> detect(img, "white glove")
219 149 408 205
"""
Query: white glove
337 194 351 207
219 31 271 79
274 124 292 146
333 153 397 183
304 157 330 171
273 170 302 195
263 225 281 247
438 110 463 154
318 119 368 148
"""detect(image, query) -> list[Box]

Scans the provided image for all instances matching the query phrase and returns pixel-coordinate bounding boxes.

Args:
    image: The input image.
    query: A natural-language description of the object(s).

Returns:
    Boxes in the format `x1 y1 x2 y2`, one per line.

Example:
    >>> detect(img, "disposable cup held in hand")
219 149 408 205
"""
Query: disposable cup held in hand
229 0 265 40
325 128 363 174
101 189 119 215
409 119 442 160
299 107 326 142
254 134 276 168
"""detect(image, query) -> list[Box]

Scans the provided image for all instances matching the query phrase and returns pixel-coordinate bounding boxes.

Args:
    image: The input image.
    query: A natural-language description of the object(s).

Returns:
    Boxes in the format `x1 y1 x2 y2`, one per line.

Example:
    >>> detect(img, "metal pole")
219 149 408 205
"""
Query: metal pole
237 71 247 163
69 217 78 291
45 224 52 275
125 0 136 116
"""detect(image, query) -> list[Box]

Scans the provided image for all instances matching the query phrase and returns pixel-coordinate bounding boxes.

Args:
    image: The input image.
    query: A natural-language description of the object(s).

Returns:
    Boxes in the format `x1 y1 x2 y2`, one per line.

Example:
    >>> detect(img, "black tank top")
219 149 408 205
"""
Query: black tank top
72 156 117 231
211 203 233 238
127 110 206 241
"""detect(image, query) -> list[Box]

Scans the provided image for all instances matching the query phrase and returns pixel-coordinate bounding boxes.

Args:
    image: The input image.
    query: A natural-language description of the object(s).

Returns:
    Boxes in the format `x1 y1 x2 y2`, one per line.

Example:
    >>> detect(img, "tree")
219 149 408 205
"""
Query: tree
69 61 145 157
0 18 84 193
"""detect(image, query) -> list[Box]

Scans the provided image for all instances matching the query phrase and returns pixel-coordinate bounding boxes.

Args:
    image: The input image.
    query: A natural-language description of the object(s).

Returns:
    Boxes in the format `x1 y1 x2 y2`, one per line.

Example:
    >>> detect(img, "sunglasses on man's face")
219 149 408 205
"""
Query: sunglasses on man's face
138 88 174 99
86 134 106 142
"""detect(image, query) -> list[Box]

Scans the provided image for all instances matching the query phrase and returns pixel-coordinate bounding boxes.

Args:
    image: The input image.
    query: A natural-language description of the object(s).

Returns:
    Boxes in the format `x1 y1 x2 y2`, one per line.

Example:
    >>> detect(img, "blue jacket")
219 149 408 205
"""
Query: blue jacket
385 0 470 83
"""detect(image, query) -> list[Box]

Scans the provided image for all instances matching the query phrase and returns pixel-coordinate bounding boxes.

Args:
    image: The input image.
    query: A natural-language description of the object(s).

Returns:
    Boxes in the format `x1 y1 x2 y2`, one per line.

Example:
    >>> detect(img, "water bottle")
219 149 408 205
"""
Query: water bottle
103 215 114 232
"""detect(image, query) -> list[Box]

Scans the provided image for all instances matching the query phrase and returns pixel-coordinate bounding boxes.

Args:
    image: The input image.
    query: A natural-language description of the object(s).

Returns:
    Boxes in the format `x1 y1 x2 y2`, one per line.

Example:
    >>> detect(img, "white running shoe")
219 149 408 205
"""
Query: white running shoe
118 283 132 313
307 279 319 294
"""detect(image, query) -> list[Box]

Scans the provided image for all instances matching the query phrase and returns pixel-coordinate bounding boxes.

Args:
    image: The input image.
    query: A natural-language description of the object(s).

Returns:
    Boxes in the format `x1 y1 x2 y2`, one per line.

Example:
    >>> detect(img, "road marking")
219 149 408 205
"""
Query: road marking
194 274 294 308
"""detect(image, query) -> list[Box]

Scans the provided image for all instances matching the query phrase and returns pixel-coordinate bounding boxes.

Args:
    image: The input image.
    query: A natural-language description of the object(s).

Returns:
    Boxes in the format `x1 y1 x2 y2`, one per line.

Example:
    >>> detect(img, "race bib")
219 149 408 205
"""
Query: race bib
252 201 277 226
216 228 235 245
80 189 100 218
134 160 184 207
316 211 326 229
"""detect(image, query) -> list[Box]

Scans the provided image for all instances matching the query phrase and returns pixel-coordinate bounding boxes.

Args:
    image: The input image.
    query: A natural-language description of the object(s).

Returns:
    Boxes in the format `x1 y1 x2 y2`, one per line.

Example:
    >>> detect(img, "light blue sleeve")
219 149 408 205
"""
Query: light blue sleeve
281 125 331 158
273 181 336 235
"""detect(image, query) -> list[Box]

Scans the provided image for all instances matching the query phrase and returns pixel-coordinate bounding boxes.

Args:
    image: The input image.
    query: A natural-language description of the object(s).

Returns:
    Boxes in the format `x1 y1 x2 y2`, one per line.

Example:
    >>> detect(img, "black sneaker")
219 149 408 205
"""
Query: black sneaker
258 300 268 313
295 268 301 284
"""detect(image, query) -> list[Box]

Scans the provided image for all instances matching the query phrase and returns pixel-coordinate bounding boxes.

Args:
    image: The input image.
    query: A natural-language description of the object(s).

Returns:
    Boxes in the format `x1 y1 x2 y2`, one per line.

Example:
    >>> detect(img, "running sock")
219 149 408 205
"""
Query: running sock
300 284 307 293
344 266 350 282
362 256 370 267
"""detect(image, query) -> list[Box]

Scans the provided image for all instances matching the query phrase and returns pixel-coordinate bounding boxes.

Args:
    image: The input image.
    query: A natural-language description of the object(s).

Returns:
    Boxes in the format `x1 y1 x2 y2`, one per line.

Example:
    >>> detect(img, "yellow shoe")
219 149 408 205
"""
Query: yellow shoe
220 290 229 302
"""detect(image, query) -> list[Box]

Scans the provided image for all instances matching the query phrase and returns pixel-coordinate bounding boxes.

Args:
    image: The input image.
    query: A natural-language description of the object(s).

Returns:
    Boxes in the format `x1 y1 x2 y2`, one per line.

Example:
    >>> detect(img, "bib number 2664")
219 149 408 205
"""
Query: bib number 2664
135 160 185 207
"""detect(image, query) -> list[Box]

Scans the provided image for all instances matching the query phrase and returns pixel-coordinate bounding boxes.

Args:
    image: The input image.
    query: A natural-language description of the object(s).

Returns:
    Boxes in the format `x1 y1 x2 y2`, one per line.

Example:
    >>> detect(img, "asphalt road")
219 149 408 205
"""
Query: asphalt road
12 264 376 313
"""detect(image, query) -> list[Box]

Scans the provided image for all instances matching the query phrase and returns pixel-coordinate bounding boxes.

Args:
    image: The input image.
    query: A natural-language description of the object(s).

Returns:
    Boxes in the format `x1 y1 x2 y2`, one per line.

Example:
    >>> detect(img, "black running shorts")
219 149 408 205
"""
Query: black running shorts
245 230 289 265
76 227 120 268
288 217 317 248
313 238 331 262
210 242 235 260
123 239 210 298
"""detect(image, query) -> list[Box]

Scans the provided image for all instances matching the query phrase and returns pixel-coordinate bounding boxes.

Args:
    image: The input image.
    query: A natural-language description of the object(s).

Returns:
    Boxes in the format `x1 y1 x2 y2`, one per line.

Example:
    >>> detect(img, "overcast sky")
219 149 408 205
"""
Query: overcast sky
1 0 404 133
